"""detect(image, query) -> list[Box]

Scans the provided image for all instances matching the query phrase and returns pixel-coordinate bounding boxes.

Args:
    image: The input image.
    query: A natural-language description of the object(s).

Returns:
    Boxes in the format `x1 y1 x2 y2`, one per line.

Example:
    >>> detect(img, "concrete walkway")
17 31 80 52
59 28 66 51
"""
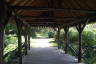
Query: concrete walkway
22 47 79 64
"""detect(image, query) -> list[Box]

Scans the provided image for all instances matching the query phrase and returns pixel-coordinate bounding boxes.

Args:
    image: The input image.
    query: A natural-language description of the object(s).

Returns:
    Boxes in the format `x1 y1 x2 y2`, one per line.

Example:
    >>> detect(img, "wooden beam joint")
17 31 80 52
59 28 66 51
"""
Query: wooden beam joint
76 20 88 63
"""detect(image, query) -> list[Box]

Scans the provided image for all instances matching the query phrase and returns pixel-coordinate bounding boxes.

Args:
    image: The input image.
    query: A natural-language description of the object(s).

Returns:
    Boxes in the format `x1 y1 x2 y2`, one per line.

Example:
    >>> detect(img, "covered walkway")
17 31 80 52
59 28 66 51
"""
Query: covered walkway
1 0 96 64
23 47 78 64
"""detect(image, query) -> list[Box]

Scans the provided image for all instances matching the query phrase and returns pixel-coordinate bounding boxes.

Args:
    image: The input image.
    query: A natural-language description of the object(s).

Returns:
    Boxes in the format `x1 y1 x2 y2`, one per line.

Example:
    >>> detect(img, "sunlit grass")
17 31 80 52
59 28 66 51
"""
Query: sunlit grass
36 33 48 38
30 38 57 48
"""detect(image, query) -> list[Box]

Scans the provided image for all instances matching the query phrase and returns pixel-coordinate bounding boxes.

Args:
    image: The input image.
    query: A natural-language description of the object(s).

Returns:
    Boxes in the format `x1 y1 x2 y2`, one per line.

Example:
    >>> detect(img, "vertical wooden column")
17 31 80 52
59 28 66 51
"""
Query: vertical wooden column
76 21 87 62
24 26 28 55
0 1 11 63
64 26 69 54
0 3 5 63
28 27 31 50
16 20 22 64
0 24 4 64
57 27 61 49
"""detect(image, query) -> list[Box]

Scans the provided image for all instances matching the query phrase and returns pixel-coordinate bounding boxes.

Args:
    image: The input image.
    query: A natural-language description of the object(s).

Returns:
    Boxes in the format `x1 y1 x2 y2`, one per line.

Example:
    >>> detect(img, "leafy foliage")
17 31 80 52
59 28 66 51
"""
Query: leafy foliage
5 24 17 34
48 32 54 38
30 27 55 38
55 24 96 64
4 24 18 63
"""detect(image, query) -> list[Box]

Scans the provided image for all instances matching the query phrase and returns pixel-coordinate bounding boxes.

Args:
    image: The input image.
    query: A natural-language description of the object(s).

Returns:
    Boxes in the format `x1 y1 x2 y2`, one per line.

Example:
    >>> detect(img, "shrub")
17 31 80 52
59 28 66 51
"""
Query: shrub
48 32 54 38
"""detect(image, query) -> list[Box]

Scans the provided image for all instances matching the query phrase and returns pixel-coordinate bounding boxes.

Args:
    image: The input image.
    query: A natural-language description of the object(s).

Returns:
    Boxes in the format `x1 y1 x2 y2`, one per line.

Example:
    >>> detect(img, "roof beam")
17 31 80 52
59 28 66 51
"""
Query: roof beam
27 18 82 25
17 15 96 22
26 21 56 23
21 18 81 20
11 6 96 13
19 15 85 19
29 21 81 27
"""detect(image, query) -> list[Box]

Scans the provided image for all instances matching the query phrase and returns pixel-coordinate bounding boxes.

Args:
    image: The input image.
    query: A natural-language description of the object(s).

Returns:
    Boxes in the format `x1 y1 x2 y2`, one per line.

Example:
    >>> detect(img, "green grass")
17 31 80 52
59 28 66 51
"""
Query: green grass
30 38 57 48
36 33 48 38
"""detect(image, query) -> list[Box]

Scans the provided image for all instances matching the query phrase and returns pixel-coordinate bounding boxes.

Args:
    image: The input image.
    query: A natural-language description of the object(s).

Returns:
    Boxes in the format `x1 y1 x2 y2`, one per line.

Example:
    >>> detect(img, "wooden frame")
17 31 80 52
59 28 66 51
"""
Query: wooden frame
15 18 23 64
24 26 28 55
76 20 88 62
28 27 31 50
57 27 61 49
64 26 69 54
11 6 96 13
0 1 12 63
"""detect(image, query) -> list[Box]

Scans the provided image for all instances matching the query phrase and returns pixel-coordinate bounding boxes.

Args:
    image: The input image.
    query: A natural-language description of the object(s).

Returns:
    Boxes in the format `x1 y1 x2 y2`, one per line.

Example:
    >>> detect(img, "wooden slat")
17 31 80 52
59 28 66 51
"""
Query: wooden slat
17 0 35 14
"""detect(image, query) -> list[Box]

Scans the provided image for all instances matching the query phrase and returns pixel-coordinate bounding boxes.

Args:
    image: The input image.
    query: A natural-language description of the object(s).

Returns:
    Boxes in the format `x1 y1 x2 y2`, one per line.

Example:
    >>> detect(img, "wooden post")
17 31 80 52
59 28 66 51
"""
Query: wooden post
28 27 31 50
0 24 4 64
0 13 11 64
16 20 22 64
24 26 28 55
64 26 69 54
0 1 11 63
76 21 87 62
57 27 61 49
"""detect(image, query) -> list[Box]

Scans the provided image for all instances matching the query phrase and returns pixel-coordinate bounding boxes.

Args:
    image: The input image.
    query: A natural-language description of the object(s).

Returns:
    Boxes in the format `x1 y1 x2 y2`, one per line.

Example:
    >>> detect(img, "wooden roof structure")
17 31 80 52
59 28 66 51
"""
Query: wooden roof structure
1 0 96 64
6 0 96 27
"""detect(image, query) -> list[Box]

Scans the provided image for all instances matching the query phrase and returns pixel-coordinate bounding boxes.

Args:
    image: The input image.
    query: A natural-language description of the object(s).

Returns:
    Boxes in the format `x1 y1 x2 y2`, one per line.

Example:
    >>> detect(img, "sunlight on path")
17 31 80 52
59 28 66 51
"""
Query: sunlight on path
35 39 52 47
30 38 55 48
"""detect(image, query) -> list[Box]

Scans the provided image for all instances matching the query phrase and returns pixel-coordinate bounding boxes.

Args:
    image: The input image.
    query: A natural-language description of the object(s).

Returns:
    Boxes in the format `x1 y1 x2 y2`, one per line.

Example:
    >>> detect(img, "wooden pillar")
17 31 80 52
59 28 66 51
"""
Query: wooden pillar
24 26 28 55
0 1 11 63
57 27 61 49
0 24 4 64
76 21 87 62
64 26 69 54
16 20 22 64
28 27 31 50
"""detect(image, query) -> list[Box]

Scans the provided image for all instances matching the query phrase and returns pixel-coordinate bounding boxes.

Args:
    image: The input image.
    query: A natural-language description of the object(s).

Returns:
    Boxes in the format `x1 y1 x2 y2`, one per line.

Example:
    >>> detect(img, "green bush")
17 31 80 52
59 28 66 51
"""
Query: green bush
54 27 96 64
82 31 96 46
48 32 54 38
4 24 18 63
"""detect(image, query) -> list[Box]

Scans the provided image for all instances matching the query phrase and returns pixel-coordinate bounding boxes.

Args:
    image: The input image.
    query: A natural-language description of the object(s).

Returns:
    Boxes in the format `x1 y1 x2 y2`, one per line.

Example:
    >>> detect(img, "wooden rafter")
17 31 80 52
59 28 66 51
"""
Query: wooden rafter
11 6 96 13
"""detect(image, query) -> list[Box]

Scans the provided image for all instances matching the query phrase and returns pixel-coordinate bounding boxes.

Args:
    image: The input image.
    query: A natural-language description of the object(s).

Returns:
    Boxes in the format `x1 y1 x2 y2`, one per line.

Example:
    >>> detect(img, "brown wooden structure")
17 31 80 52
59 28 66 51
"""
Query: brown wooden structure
0 0 96 64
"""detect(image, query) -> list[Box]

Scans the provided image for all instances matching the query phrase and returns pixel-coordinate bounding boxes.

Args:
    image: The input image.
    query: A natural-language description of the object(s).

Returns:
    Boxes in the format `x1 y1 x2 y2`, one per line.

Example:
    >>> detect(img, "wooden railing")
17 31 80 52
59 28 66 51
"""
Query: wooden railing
4 43 25 64
67 44 78 57
82 45 96 64
67 44 96 64
59 41 96 64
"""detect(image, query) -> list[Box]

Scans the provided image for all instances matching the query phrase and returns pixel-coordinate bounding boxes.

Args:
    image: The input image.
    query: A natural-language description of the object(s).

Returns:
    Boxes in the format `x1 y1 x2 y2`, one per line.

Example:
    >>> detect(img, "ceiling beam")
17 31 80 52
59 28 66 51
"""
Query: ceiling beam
29 21 80 27
11 6 96 13
17 15 96 23
27 18 81 25
26 21 56 23
19 15 86 19
21 18 81 20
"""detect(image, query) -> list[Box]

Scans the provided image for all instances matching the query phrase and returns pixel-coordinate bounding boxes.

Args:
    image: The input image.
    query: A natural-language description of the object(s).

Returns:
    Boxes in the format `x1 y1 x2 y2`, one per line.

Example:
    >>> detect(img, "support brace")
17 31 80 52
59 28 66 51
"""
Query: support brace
28 27 31 50
0 24 4 64
64 26 69 54
76 20 88 62
57 27 61 49
16 19 22 64
24 26 28 55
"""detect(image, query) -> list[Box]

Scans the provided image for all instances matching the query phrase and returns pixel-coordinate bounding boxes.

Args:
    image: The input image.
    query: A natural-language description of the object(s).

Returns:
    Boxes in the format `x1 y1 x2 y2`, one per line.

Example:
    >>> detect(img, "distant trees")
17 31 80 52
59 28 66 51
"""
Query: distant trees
30 27 55 38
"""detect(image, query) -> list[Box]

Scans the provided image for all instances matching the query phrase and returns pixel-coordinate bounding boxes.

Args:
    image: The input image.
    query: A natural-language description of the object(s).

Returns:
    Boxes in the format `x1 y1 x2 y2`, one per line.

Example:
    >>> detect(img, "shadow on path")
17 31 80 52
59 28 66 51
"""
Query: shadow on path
23 47 79 64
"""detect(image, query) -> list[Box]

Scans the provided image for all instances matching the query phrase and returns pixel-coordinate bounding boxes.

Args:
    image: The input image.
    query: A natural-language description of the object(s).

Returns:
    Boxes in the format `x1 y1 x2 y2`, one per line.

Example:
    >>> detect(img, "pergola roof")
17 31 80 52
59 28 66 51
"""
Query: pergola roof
7 0 96 27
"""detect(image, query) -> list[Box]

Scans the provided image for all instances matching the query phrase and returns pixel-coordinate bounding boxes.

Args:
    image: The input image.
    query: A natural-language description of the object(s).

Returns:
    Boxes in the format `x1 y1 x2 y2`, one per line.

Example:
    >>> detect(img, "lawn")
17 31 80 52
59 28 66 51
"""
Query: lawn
30 38 57 48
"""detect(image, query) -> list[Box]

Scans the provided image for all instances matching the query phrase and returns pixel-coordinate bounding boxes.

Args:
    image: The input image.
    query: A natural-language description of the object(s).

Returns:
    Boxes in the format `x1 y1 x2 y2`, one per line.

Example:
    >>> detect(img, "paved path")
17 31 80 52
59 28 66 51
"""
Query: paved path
22 47 79 64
